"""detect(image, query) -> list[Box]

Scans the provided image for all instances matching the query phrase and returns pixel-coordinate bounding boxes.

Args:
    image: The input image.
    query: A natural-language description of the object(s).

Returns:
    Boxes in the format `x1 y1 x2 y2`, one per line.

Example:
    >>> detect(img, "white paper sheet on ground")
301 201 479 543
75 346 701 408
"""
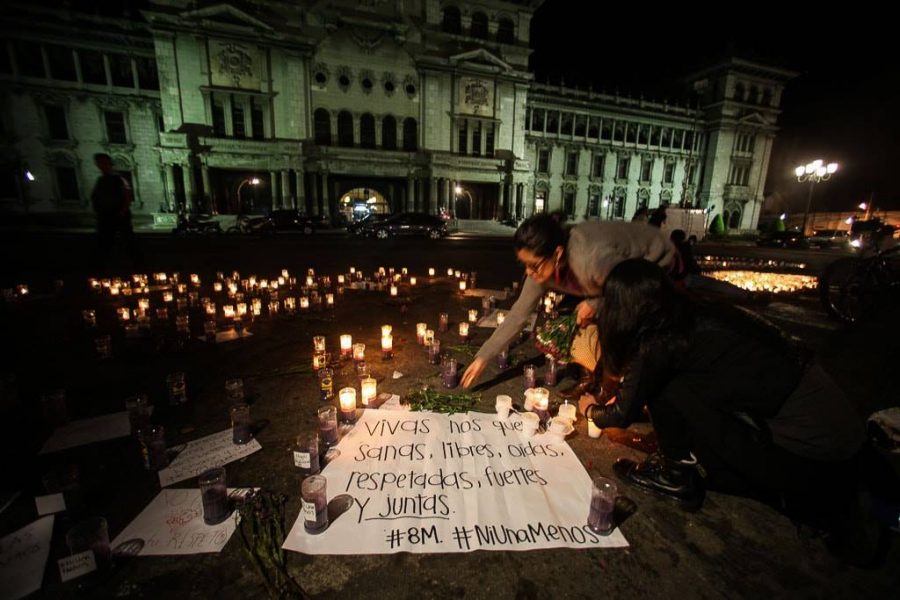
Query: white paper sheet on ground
216 329 253 343
376 394 408 411
35 494 66 516
0 515 54 600
463 288 509 301
158 429 262 487
39 411 131 454
111 488 252 555
283 410 627 554
476 310 538 332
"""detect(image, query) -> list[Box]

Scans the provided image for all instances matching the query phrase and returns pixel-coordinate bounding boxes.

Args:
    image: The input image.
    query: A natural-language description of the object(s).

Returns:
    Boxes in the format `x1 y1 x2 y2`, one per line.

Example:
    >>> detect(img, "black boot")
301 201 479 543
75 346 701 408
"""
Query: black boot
613 453 705 512
559 365 595 400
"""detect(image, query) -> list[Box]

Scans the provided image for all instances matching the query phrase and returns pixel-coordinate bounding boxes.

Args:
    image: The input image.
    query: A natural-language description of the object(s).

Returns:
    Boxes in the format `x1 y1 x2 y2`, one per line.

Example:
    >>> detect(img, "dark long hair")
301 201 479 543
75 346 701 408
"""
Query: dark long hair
600 259 694 375
513 213 568 258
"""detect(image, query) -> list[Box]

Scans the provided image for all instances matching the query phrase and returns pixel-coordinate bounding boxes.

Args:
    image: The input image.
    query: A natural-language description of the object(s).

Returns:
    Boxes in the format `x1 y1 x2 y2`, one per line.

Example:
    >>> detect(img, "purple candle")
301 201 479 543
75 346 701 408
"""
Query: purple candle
199 467 230 525
442 357 459 389
523 364 537 390
429 339 442 365
587 476 617 535
302 475 329 534
293 432 320 478
497 347 509 370
544 355 558 387
438 312 449 332
231 403 253 444
318 406 339 446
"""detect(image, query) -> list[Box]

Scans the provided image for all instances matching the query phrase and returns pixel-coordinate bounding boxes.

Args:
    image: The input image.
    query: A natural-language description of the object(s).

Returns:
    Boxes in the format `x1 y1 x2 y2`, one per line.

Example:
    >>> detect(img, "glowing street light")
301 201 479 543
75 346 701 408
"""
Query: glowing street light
237 177 261 213
795 159 838 235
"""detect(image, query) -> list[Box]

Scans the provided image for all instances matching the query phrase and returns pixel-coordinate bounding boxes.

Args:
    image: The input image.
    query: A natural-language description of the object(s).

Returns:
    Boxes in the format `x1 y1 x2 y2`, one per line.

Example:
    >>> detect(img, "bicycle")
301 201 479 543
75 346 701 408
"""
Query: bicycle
819 243 900 324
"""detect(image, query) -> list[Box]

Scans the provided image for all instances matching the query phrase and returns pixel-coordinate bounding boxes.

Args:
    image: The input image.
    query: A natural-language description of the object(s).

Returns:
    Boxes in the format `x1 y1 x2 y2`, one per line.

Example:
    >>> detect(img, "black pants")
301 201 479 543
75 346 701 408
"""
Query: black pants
95 214 142 271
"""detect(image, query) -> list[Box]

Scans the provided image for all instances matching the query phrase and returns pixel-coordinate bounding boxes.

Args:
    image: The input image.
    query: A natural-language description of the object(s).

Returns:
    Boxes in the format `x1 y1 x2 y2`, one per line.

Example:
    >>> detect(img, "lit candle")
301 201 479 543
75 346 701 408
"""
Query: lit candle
558 401 577 422
378 267 386 276
439 312 449 332
337 274 345 284
177 283 187 295
402 268 408 276
496 311 506 326
313 336 326 353
117 307 131 321
428 268 435 277
339 387 357 423
350 267 356 275
300 296 310 310
277 276 285 286
381 334 393 360
251 299 262 316
213 282 223 293
155 272 167 283
410 277 417 286
205 302 217 317
424 329 435 348
532 387 550 416
223 305 235 320
260 279 269 289
306 276 314 287
416 323 427 345
138 298 150 311
352 343 366 362
458 322 469 340
268 301 280 315
325 293 334 307
340 335 352 358
228 282 238 295
284 297 296 312
109 286 120 296
468 309 478 323
312 352 326 371
281 269 289 279
454 270 461 279
390 285 398 297
361 376 377 406
381 325 392 337
447 268 454 276
459 281 467 293
307 268 315 277
236 303 247 317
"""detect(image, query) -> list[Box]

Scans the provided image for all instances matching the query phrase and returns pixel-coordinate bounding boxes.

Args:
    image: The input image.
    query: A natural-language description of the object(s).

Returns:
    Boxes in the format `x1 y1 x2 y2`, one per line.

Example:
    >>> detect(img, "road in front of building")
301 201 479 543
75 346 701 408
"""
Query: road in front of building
0 232 896 598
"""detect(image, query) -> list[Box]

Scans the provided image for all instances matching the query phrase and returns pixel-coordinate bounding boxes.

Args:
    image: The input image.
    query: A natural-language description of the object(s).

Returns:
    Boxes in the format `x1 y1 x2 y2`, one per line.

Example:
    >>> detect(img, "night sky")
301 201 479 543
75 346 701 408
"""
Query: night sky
530 1 900 213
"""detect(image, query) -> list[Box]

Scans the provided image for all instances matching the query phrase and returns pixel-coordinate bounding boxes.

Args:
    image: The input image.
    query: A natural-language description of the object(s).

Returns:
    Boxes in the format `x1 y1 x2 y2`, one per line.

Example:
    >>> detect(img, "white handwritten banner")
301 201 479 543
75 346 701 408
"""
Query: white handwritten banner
158 429 262 487
0 516 54 600
111 488 251 556
283 411 628 554
40 412 131 454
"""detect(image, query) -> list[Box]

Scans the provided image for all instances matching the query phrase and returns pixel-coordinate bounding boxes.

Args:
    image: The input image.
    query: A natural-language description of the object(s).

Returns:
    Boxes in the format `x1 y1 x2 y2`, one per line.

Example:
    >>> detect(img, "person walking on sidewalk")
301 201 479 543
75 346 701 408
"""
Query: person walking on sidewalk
91 153 141 271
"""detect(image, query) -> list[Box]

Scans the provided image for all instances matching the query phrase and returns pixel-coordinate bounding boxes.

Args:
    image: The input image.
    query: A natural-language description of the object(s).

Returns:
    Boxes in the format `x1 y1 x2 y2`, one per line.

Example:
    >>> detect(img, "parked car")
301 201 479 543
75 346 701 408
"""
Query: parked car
227 213 275 235
359 212 448 240
756 230 809 249
808 229 850 249
270 209 318 234
347 213 391 235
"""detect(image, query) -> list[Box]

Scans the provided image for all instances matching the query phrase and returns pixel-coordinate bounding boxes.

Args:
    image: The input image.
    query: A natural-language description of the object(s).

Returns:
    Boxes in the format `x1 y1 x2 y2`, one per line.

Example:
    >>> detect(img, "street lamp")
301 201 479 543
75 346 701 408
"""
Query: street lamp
237 177 261 213
794 159 838 235
454 184 473 219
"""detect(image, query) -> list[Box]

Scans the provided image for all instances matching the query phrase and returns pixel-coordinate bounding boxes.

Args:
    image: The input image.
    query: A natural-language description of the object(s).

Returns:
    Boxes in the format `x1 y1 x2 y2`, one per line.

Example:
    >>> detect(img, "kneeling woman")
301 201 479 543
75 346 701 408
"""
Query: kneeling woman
580 260 873 559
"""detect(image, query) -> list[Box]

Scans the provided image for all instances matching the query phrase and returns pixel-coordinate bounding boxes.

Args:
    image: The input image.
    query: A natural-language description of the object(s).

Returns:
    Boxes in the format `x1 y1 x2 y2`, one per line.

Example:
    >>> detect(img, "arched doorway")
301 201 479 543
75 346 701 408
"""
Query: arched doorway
339 187 390 222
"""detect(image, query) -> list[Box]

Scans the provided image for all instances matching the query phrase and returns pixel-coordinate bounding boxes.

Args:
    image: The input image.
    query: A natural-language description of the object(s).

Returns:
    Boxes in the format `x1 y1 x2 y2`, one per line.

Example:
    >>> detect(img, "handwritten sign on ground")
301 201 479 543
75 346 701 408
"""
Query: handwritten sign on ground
0 515 54 600
40 411 131 454
158 429 262 487
57 550 96 582
111 488 251 556
283 410 628 554
477 310 538 332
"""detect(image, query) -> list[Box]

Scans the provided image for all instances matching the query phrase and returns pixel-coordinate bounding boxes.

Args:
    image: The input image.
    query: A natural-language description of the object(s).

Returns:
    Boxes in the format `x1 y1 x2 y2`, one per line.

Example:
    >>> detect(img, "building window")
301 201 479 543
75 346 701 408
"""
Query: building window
612 190 625 218
663 160 675 184
360 113 376 149
537 148 550 173
587 118 598 139
402 117 417 152
382 115 397 150
563 189 575 218
231 100 246 139
472 121 482 156
574 115 587 137
44 105 69 140
531 108 545 132
613 121 625 142
14 40 45 78
104 111 127 144
685 161 695 184
660 128 671 148
728 163 751 186
560 113 573 136
485 123 495 157
442 6 461 34
55 166 80 202
649 126 660 146
313 108 331 145
457 120 467 155
600 120 611 141
46 45 76 81
109 54 133 87
625 123 636 144
212 99 226 136
616 156 629 180
337 111 354 147
637 188 650 210
637 124 648 145
251 99 265 140
471 12 489 39
79 50 106 85
497 17 515 43
535 190 546 213
672 129 683 149
157 113 165 133
592 153 604 178
546 111 559 134
136 56 159 90
736 133 755 154
640 158 652 183
588 194 600 217
565 151 578 176
761 88 772 106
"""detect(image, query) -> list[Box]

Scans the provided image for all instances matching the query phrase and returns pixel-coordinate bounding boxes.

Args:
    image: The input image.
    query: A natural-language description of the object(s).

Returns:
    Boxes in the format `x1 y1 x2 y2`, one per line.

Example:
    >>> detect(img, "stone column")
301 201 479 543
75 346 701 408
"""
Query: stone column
309 173 319 216
294 168 305 211
321 172 330 218
182 163 194 212
498 180 507 219
200 164 212 214
407 176 415 212
270 171 279 210
281 170 291 210
164 164 177 212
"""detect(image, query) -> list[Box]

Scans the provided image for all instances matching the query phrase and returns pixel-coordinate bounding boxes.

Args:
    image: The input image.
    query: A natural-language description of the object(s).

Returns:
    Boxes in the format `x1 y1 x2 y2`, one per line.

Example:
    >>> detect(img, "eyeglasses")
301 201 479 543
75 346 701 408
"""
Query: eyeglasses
522 256 550 275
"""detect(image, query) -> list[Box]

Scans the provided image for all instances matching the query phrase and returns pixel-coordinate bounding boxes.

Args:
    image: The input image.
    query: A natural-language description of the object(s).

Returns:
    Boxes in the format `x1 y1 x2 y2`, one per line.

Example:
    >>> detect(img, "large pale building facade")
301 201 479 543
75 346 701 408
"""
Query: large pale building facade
0 0 795 231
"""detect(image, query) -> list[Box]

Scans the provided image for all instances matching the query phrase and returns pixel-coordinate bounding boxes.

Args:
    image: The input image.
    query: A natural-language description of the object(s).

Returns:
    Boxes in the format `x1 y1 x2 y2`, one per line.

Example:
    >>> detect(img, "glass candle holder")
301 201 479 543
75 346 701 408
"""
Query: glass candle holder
428 268 435 277
231 403 253 444
312 352 327 371
339 387 357 424
523 364 537 390
361 376 377 406
439 312 449 332
381 335 393 360
424 329 435 350
544 355 559 387
588 476 618 536
381 325 392 338
139 425 168 471
313 335 326 353
497 347 509 370
318 368 334 401
225 377 244 404
293 432 320 478
301 475 329 534
468 309 478 323
318 406 338 446
340 335 352 358
442 356 459 389
352 343 366 362
496 310 506 326
416 322 427 345
458 322 469 341
199 467 230 525
429 339 442 365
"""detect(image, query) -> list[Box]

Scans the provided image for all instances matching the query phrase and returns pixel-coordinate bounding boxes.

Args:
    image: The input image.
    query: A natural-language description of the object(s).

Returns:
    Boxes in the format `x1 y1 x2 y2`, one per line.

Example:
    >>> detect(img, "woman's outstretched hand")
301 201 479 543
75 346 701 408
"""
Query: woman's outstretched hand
575 300 596 327
461 356 487 388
